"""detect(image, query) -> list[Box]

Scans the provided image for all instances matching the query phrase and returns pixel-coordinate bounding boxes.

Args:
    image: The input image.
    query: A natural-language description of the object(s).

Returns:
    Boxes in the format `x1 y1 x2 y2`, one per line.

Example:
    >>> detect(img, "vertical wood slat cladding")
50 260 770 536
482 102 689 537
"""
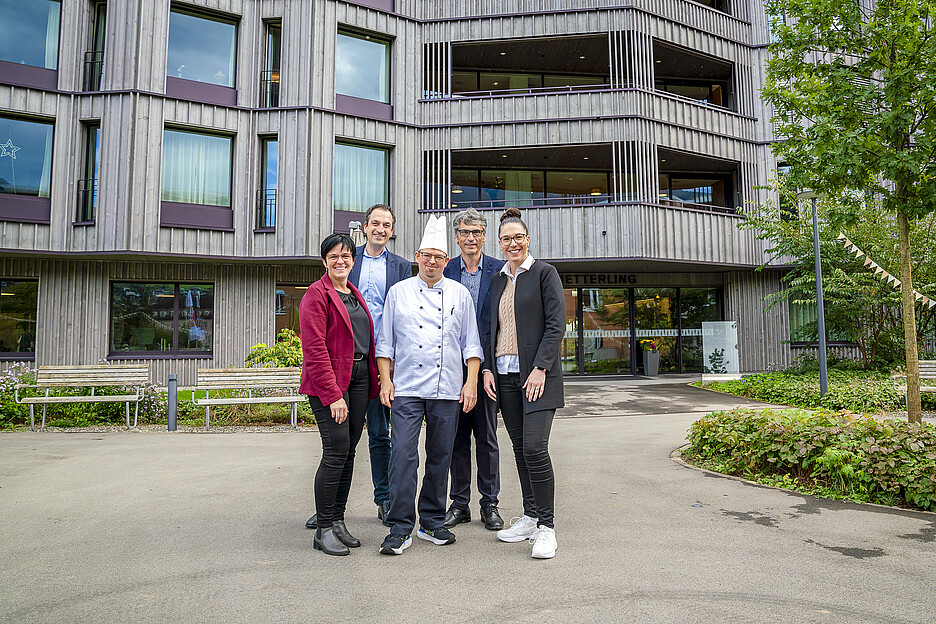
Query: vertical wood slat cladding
0 259 325 385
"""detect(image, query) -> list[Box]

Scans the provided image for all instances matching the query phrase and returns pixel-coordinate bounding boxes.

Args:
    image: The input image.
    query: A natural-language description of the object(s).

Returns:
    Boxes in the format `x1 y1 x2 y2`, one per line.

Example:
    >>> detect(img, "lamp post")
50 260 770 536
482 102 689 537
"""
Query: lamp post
797 190 828 397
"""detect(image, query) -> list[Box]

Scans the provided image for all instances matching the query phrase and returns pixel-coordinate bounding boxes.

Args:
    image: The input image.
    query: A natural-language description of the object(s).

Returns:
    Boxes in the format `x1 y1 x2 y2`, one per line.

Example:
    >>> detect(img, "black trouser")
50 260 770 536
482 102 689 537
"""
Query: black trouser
448 374 500 510
497 372 555 528
309 359 370 529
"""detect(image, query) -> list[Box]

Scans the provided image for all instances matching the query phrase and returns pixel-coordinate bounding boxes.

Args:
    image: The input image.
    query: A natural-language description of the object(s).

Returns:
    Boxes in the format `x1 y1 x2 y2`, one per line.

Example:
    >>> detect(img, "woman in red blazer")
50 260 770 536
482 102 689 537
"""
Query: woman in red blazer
299 233 379 556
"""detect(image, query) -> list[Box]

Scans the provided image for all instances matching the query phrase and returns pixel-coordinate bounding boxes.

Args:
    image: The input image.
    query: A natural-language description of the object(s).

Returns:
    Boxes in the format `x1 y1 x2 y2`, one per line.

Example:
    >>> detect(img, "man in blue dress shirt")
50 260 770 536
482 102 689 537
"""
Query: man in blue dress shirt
442 209 506 531
306 204 411 529
375 215 484 555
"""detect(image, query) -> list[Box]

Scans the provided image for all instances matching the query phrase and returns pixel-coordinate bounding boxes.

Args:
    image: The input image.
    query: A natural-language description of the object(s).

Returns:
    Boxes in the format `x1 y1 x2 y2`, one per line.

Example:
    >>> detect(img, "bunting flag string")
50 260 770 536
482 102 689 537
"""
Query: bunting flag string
835 234 936 309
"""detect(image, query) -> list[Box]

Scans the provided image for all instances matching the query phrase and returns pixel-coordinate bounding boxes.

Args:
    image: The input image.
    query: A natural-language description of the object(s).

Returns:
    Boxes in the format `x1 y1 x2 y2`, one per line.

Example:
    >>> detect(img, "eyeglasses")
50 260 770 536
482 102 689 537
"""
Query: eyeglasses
498 233 528 244
418 252 448 263
456 229 485 238
326 253 353 263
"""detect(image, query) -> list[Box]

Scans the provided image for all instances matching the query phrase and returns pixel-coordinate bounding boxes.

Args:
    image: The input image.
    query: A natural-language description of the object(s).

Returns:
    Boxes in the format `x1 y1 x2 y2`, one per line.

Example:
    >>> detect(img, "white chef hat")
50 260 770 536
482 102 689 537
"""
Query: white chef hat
417 214 448 256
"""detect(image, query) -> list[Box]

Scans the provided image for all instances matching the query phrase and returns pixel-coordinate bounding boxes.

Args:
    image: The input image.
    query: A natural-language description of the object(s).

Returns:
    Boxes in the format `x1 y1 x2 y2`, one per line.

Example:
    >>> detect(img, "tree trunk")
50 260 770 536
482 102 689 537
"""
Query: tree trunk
897 206 922 423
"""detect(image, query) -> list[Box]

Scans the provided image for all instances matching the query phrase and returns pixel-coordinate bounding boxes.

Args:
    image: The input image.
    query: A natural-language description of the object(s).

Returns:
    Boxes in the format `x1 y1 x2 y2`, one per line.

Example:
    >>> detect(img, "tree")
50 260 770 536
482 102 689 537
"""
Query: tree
762 0 936 422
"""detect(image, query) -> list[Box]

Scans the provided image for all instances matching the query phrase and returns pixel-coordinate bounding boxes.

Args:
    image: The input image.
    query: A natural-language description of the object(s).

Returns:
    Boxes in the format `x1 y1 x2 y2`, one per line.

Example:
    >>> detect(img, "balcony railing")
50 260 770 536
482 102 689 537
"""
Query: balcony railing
259 70 280 107
257 188 276 230
83 50 103 91
423 83 613 100
75 179 96 224
423 195 736 215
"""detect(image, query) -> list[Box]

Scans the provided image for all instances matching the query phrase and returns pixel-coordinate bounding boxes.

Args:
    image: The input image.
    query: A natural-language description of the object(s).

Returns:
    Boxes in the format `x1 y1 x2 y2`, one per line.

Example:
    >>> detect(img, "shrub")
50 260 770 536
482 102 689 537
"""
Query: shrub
684 408 936 512
698 368 904 413
245 329 302 368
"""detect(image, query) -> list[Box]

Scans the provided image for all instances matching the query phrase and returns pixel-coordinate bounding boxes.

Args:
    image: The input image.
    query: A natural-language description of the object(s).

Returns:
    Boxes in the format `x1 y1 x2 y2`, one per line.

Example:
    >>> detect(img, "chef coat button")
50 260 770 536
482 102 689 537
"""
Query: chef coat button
437 325 441 329
437 308 441 311
419 364 422 367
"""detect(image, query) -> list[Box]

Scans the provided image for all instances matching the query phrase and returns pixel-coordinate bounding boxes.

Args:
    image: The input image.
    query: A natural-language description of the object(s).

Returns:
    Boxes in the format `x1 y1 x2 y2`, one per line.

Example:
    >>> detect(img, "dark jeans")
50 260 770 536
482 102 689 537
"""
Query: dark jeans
365 398 391 505
309 359 370 529
387 397 460 535
497 372 555 528
449 375 500 510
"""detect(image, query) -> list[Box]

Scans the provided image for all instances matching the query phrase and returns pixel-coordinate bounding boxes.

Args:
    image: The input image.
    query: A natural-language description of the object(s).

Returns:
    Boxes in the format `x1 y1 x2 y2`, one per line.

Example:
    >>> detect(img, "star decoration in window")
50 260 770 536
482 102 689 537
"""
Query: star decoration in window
0 139 21 159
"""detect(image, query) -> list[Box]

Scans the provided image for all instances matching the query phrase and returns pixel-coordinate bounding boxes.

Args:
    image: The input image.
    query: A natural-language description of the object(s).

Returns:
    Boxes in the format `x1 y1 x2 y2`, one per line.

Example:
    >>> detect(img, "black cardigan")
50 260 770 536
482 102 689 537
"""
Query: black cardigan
489 259 565 413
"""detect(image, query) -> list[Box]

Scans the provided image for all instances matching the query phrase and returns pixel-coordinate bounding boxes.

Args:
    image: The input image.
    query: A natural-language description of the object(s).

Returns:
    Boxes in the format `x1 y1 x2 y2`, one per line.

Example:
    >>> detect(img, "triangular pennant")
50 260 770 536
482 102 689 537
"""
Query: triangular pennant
854 249 863 259
864 257 873 266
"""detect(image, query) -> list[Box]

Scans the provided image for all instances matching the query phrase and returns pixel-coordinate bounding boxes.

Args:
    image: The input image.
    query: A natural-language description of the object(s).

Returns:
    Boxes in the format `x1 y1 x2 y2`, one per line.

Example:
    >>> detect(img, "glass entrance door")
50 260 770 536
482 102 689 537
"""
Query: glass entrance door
634 288 678 374
582 288 631 374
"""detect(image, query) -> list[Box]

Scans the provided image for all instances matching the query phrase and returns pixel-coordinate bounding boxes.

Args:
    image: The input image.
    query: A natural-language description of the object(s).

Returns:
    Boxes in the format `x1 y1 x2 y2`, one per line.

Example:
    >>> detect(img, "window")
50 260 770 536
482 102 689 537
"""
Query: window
0 0 60 70
161 128 232 207
275 285 306 335
336 29 390 103
166 8 236 87
680 288 720 372
110 283 213 356
0 115 54 223
258 136 278 229
261 22 281 107
334 142 388 212
84 2 106 90
0 280 38 358
76 123 100 223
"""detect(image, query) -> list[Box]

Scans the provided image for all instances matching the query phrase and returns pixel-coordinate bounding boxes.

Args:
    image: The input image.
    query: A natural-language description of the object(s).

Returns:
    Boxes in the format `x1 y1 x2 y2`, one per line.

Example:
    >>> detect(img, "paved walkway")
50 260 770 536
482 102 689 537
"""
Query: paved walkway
1 381 933 623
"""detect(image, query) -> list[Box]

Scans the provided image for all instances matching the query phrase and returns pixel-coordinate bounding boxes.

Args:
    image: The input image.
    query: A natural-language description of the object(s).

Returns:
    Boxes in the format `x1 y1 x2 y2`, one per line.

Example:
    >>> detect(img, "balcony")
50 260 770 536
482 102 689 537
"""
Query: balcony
657 147 739 213
653 40 735 111
75 179 96 225
425 35 612 100
259 69 280 108
256 188 276 231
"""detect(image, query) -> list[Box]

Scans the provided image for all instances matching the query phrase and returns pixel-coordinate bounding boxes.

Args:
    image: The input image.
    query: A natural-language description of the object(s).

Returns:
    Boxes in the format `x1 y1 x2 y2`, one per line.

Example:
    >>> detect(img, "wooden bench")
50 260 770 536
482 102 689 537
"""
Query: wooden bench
14 365 150 430
191 367 304 429
892 360 936 406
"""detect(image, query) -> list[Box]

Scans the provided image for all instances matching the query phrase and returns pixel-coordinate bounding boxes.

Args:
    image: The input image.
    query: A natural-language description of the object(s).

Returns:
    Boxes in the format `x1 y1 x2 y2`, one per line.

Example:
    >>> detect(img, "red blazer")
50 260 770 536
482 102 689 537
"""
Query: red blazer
298 274 379 405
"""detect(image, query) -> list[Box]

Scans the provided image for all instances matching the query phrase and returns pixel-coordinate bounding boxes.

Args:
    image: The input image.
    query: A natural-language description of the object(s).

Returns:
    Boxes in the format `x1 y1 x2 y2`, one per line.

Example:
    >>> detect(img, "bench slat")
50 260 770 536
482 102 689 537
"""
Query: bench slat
195 396 306 406
18 395 141 404
35 365 150 388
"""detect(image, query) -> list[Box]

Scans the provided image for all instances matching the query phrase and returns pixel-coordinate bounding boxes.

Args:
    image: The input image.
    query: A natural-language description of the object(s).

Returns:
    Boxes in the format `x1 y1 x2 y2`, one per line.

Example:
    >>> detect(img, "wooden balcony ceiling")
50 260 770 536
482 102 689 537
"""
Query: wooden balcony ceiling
452 144 613 169
452 35 608 74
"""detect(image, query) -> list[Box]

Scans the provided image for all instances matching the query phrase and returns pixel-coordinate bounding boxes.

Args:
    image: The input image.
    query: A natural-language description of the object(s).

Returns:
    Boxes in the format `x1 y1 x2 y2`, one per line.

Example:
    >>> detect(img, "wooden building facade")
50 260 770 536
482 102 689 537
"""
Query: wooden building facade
0 0 799 383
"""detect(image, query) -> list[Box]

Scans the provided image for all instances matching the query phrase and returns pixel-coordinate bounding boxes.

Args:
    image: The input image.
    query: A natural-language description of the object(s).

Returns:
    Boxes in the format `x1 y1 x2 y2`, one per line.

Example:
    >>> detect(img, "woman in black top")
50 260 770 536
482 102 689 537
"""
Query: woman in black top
299 233 379 556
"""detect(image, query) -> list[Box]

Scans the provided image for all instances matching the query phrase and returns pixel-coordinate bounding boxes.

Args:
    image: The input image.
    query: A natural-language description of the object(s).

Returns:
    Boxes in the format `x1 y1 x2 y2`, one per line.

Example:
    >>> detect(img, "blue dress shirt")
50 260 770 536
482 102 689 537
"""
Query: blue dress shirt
376 276 484 400
358 247 388 342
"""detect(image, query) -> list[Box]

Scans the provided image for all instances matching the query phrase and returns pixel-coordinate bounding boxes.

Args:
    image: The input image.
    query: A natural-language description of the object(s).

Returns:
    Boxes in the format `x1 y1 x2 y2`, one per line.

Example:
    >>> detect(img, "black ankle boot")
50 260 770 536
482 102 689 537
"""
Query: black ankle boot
314 527 350 556
331 520 361 548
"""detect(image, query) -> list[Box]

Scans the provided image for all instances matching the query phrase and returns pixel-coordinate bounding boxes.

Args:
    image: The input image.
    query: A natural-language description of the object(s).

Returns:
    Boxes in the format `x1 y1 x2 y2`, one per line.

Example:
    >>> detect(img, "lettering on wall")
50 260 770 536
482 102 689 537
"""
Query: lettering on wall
560 274 638 287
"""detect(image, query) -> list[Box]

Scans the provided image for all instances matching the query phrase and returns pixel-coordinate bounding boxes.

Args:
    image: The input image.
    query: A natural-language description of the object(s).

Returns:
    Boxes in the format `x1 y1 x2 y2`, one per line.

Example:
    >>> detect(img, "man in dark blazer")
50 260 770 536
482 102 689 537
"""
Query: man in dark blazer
442 209 506 531
306 204 412 529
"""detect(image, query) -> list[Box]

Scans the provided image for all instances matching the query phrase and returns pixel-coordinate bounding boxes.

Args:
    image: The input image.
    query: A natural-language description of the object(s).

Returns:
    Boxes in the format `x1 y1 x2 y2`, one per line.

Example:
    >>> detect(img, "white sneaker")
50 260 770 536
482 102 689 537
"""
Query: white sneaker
531 526 557 559
496 515 539 543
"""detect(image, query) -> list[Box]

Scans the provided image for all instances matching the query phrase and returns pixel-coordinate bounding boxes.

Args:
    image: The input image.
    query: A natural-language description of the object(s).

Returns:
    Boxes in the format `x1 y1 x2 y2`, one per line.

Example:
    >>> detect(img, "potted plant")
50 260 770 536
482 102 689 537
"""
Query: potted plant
641 339 659 376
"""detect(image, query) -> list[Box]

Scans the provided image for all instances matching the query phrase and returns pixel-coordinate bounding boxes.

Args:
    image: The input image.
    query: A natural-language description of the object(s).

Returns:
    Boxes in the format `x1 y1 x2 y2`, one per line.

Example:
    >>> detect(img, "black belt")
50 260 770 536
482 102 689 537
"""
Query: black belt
353 353 366 361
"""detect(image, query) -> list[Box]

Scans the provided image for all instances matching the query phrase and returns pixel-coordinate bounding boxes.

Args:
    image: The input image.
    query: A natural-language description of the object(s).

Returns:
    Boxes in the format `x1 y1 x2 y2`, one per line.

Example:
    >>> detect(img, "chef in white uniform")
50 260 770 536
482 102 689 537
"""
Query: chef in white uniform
375 214 484 555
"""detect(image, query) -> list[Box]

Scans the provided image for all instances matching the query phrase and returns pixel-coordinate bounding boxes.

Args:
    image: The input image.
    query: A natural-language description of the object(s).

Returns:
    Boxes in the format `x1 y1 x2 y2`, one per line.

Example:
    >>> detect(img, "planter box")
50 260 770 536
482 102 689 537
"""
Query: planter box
643 350 660 376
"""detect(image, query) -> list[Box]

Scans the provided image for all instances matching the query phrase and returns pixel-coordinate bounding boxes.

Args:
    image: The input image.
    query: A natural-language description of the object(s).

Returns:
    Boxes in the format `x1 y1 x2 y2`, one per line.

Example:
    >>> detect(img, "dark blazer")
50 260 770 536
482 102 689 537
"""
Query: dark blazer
443 253 505 367
348 245 412 295
489 259 565 413
298 274 379 405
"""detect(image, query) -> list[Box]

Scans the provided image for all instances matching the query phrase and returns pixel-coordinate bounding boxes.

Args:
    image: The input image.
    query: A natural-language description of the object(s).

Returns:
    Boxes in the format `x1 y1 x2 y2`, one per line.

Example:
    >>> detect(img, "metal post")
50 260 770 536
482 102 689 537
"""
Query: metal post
811 196 829 397
167 374 177 431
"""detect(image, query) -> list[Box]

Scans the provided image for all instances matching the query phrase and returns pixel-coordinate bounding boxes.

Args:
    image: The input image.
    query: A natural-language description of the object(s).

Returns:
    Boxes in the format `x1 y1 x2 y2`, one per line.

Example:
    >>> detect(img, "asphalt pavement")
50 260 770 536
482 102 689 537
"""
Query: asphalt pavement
1 379 934 624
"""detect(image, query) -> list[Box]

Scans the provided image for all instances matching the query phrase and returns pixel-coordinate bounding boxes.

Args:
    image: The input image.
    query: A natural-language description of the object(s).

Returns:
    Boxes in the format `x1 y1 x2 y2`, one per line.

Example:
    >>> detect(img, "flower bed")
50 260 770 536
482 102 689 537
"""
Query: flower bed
683 408 936 512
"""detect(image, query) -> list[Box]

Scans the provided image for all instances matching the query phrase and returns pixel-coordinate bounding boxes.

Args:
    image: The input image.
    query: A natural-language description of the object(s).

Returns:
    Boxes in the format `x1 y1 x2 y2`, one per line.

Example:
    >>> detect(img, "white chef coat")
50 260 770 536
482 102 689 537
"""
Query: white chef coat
376 275 484 400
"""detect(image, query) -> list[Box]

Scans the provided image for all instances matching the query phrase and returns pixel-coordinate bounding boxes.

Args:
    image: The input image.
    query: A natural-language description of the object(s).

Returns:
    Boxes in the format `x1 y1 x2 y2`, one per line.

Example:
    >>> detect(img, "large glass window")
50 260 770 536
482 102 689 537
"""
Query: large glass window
161 129 232 207
0 280 38 357
110 282 213 355
0 0 60 69
635 288 678 373
275 285 306 335
334 142 389 212
680 288 720 372
258 136 278 228
336 30 390 103
166 8 236 87
452 168 610 208
582 288 631 374
0 116 53 198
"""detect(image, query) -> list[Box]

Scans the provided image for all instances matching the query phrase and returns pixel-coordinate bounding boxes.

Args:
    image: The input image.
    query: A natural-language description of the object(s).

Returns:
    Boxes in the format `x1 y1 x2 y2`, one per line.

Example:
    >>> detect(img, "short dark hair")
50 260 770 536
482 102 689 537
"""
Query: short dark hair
321 233 356 260
364 204 395 226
